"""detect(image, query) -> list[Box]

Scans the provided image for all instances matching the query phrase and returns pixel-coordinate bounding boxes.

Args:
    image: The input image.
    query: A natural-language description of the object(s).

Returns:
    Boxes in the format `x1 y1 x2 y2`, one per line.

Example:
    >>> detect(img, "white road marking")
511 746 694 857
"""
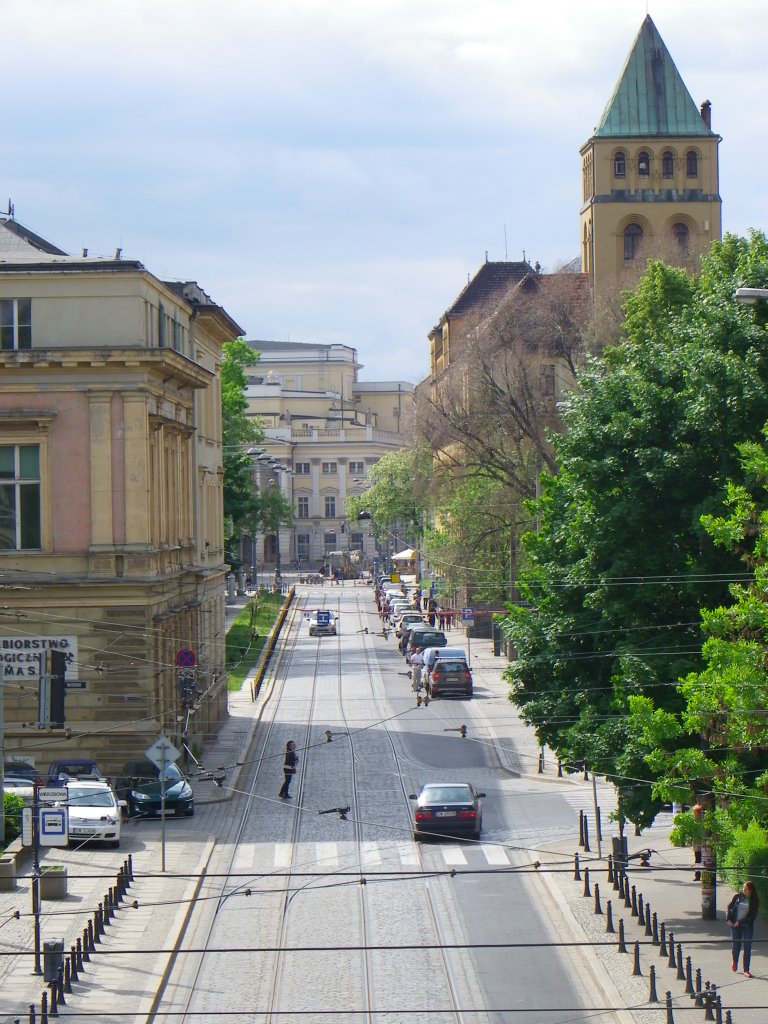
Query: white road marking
480 844 510 865
315 842 339 869
441 848 468 866
273 843 292 867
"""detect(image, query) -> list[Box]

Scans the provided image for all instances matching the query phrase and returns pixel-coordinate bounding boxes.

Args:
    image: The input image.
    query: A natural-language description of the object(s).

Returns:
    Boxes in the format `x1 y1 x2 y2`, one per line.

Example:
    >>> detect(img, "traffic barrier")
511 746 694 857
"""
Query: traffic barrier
665 991 675 1024
684 956 694 995
667 929 676 967
605 899 614 933
632 940 642 976
648 964 659 1002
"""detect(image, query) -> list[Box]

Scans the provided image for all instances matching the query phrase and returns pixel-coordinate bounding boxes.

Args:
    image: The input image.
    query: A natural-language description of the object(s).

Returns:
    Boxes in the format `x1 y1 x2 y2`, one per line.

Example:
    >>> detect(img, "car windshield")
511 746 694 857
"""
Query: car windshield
434 661 468 672
159 764 184 783
68 787 115 808
422 785 473 803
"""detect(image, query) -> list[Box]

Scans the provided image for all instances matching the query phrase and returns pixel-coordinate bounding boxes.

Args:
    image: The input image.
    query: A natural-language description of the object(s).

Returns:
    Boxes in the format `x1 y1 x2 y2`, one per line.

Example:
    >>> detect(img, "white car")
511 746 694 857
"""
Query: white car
64 780 123 848
308 610 337 636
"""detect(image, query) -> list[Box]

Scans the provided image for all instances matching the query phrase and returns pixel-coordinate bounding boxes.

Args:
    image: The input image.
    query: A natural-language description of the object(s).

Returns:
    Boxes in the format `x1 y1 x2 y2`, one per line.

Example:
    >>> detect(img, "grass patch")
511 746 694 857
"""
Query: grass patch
225 591 285 691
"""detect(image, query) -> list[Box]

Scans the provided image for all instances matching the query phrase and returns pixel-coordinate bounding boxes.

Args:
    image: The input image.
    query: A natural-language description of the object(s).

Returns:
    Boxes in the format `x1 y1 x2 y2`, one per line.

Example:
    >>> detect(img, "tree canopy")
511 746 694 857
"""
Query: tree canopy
221 340 263 560
501 231 768 826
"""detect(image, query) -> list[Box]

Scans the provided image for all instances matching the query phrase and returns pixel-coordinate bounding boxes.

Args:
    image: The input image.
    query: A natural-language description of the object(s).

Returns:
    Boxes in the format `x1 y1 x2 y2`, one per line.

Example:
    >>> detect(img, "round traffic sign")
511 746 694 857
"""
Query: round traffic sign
175 648 196 668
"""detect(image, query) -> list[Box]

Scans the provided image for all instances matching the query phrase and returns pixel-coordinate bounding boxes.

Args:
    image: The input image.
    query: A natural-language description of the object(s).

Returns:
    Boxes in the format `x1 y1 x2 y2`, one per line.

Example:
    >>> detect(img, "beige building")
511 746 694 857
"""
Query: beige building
0 215 242 774
580 15 721 292
244 340 412 572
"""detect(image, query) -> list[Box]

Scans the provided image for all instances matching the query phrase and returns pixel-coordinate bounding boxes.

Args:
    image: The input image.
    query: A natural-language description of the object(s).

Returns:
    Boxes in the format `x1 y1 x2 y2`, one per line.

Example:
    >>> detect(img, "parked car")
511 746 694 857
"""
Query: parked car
422 645 468 677
395 612 424 637
3 773 36 803
64 779 122 847
427 659 473 699
117 760 195 818
307 609 337 636
405 627 447 663
408 782 485 840
47 759 103 784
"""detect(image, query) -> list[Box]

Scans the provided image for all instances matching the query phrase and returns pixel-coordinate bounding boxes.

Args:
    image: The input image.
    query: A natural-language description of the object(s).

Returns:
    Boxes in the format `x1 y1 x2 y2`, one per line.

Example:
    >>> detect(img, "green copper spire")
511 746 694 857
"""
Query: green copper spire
594 16 713 138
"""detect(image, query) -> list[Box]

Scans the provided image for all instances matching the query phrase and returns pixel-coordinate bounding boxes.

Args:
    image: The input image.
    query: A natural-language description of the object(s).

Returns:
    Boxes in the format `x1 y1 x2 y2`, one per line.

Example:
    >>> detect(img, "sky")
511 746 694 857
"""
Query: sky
3 0 768 382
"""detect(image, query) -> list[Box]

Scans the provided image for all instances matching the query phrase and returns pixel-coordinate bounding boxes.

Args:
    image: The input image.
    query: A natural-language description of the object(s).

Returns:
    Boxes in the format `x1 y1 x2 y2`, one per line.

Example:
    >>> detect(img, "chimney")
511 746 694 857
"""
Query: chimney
700 100 712 129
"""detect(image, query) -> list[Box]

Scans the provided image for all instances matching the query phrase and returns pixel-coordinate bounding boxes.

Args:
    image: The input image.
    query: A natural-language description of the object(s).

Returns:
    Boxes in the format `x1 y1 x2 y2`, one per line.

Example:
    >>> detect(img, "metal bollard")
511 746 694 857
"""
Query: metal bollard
704 983 715 1022
638 893 645 926
583 867 591 898
694 969 704 1007
63 959 72 995
684 956 693 995
648 964 659 1002
715 995 723 1024
659 921 667 956
40 992 48 1024
605 899 615 933
69 945 78 984
652 912 659 945
631 884 638 917
725 1011 733 1024
56 966 66 1006
583 815 591 853
579 810 585 847
48 980 58 1016
594 882 602 915
596 804 602 842
574 852 581 881
29 1004 36 1024
616 869 623 896
83 926 92 961
76 937 84 973
676 943 685 981
624 879 632 910
665 991 674 1024
632 940 642 976
645 902 652 937
127 854 134 882
607 854 614 884
668 929 676 967
618 918 627 954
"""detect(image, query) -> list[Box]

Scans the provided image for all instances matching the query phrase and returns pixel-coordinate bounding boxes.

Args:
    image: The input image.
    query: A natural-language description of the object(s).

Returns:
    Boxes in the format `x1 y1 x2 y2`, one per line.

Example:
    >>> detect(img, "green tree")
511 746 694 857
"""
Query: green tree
501 232 768 826
221 340 263 560
345 447 433 550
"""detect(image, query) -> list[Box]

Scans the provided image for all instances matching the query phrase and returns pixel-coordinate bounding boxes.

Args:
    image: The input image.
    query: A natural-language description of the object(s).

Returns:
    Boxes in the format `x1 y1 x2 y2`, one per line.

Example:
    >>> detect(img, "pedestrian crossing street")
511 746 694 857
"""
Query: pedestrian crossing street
231 837 538 874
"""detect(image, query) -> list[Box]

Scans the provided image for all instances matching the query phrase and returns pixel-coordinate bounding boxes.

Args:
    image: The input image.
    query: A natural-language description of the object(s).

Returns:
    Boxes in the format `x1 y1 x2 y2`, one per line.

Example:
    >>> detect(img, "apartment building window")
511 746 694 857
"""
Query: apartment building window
1 298 32 350
295 463 311 475
613 152 626 178
324 496 336 518
349 461 364 476
296 496 310 519
686 150 699 177
637 151 650 177
0 444 41 549
662 150 674 178
624 223 643 263
322 462 337 474
324 531 337 552
297 534 310 561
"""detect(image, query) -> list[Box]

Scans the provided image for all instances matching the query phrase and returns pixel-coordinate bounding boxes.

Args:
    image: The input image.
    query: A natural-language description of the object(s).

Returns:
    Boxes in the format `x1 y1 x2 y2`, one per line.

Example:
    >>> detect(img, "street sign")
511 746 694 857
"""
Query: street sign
316 610 331 625
461 607 475 626
145 735 181 770
175 648 196 668
38 788 68 804
39 808 68 846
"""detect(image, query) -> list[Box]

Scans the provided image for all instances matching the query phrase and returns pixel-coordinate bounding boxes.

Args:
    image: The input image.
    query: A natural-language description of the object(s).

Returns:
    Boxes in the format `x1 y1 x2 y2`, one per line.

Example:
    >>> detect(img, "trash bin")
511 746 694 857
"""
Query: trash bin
43 938 64 982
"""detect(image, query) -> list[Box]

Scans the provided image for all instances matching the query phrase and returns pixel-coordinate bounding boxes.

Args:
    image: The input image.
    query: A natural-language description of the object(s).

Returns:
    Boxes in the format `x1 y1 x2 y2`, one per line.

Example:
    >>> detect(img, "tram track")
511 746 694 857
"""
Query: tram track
164 583 488 1023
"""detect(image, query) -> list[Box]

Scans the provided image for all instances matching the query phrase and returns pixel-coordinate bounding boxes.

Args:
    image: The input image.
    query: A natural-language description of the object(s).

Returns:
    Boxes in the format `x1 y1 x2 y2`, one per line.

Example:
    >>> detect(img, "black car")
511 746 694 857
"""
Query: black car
408 782 485 840
405 627 447 662
427 659 473 699
117 759 194 818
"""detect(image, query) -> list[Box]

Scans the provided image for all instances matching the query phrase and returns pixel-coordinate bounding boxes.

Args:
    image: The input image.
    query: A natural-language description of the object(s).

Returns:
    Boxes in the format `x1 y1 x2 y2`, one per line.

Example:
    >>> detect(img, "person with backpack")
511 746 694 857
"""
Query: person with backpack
726 880 759 977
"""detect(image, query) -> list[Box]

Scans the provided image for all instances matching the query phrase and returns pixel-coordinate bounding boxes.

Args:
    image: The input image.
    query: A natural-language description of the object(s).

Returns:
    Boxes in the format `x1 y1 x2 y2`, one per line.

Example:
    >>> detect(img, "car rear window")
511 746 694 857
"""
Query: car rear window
411 632 446 647
433 661 469 673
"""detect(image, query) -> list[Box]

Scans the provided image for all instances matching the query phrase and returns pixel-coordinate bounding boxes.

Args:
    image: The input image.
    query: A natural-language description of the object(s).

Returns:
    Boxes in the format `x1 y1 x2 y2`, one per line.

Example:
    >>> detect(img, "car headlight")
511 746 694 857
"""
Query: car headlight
100 815 118 825
130 790 150 801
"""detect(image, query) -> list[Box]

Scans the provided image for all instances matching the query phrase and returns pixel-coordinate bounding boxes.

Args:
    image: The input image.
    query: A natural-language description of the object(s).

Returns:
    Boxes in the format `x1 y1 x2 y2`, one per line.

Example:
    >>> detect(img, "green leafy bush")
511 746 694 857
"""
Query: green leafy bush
721 821 768 916
3 792 25 847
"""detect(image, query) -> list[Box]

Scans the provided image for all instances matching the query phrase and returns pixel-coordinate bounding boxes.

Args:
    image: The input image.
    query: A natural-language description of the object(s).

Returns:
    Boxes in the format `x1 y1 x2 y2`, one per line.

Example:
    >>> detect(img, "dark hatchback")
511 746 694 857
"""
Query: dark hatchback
117 760 194 818
405 628 447 662
428 659 473 699
409 782 485 840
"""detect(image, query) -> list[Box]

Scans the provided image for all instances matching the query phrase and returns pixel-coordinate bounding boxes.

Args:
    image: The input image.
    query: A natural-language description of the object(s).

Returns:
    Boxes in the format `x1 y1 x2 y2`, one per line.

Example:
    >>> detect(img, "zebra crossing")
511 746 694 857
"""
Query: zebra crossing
232 838 541 874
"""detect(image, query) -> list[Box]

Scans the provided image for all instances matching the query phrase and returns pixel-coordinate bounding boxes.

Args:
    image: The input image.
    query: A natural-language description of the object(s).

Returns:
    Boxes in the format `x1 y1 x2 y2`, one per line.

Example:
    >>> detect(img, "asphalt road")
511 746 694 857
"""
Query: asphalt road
157 585 613 1023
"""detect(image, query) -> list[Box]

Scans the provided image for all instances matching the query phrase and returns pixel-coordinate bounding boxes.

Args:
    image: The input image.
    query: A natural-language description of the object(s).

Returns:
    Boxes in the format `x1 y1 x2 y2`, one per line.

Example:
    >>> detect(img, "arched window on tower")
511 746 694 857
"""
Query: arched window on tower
614 152 626 178
686 150 699 177
624 223 644 264
672 223 689 254
662 151 674 178
638 151 650 177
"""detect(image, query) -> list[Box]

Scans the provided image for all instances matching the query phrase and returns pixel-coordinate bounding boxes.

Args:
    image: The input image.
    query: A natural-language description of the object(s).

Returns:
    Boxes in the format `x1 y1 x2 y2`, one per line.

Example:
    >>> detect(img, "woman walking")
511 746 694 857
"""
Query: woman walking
726 880 759 977
278 740 299 799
